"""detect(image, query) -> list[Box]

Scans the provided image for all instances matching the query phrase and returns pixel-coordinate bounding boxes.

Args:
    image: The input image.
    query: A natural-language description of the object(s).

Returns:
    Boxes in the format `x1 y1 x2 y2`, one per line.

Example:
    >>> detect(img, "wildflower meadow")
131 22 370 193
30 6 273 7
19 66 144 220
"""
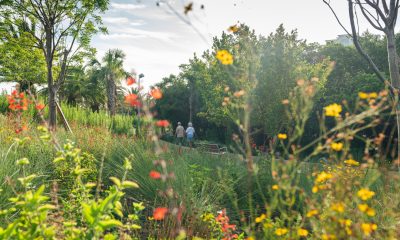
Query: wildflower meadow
1 0 400 239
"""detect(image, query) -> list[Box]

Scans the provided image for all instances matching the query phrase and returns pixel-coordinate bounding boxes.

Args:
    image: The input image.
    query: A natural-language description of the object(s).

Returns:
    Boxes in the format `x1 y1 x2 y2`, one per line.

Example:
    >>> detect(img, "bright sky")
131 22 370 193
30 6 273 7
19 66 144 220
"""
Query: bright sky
91 0 358 89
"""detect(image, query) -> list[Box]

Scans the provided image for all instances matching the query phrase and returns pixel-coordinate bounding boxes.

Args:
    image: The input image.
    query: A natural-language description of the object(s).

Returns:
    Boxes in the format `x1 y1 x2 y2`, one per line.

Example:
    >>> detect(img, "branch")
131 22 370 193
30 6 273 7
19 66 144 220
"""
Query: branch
323 0 352 36
356 0 386 30
348 0 396 93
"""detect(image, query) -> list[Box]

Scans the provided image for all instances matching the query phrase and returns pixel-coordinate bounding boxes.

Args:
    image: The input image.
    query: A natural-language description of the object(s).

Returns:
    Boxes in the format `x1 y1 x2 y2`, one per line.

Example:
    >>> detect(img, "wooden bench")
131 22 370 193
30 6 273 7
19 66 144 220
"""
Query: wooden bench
197 143 227 155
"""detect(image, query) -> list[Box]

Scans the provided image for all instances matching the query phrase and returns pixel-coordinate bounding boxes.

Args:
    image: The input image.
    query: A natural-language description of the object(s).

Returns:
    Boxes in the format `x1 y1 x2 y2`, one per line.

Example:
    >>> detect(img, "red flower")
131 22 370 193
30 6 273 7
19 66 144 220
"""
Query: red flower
150 88 163 99
156 120 169 127
126 76 136 86
36 103 45 110
149 170 161 179
153 207 168 220
124 94 141 107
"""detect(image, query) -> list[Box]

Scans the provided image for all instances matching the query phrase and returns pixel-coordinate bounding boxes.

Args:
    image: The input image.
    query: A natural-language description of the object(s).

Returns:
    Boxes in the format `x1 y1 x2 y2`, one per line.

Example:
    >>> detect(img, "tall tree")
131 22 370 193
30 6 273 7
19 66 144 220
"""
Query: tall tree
0 0 108 129
101 49 126 116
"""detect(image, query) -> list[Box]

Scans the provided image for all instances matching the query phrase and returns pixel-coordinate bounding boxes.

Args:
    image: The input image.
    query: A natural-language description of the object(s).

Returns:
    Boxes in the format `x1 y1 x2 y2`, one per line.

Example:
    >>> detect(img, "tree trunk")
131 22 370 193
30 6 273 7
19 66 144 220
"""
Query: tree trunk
189 89 193 123
386 29 400 163
106 75 116 116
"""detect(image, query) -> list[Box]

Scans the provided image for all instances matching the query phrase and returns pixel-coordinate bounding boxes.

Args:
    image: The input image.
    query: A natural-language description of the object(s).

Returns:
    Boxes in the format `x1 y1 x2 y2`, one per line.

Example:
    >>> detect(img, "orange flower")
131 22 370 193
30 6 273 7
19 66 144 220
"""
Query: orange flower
150 88 163 99
126 76 136 86
36 103 45 110
149 170 161 179
124 94 141 107
153 207 168 220
156 120 169 127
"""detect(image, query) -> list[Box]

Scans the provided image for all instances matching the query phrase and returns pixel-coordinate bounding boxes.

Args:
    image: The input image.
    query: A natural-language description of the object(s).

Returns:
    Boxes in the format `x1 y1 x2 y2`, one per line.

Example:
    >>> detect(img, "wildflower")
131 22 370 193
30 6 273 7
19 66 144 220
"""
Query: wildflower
357 188 375 201
330 142 343 151
255 213 266 223
312 186 319 193
298 228 308 237
228 24 239 33
282 99 290 105
124 94 141 107
330 202 345 213
358 92 369 99
359 92 378 99
368 92 378 98
216 50 234 65
156 120 169 127
275 228 288 236
344 158 359 166
153 207 168 220
272 185 279 190
324 103 342 117
126 76 135 85
315 171 333 183
322 234 336 240
233 90 245 97
150 88 163 99
149 170 161 179
338 218 352 226
306 209 319 217
277 133 287 140
361 223 377 236
246 237 255 240
358 204 375 216
36 103 45 110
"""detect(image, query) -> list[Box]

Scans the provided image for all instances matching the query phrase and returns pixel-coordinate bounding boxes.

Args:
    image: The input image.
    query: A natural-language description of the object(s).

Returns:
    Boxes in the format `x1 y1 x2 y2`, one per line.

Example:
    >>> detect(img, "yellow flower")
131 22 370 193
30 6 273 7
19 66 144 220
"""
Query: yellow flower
358 204 375 216
358 92 369 99
298 228 308 237
312 186 319 193
216 50 233 65
246 237 255 240
344 158 359 166
322 234 336 240
324 103 342 117
277 133 287 140
306 209 318 217
331 202 345 213
338 219 352 226
315 171 333 183
255 213 267 223
272 185 279 190
228 24 239 33
331 142 343 151
357 188 375 201
359 92 378 99
275 228 288 236
361 223 377 236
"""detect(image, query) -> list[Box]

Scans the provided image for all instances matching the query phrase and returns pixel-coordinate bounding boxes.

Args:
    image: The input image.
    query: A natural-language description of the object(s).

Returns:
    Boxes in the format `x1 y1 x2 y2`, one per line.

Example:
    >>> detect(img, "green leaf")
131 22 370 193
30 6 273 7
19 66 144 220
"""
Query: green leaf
98 219 123 229
122 180 139 189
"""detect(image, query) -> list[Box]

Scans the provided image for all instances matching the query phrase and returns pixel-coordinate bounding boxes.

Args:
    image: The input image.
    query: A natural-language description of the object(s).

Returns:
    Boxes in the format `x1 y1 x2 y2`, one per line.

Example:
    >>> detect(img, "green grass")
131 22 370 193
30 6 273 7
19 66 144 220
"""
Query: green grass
0 114 399 236
0 94 135 134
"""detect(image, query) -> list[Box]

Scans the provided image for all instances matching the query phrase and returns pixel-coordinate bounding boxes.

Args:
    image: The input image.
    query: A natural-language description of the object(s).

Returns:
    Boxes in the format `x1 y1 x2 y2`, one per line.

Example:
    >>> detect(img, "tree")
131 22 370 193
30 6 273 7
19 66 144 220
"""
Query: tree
101 49 126 116
0 0 108 129
0 19 46 92
323 0 400 159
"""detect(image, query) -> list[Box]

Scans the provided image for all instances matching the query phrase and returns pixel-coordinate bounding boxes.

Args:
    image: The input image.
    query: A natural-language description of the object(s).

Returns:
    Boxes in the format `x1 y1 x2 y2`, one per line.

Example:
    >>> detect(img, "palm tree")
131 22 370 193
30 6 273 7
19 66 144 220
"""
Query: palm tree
101 49 126 116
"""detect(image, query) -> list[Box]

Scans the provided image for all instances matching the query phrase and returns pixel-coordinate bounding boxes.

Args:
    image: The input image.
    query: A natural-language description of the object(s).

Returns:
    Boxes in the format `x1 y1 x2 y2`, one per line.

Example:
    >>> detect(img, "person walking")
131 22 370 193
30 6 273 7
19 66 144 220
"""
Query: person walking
175 122 185 154
186 122 195 149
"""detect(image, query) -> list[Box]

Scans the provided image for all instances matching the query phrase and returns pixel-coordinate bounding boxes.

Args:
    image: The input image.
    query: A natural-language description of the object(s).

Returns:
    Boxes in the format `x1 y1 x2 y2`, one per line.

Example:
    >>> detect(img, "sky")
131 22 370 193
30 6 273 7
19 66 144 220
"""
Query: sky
0 0 386 93
91 0 358 89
